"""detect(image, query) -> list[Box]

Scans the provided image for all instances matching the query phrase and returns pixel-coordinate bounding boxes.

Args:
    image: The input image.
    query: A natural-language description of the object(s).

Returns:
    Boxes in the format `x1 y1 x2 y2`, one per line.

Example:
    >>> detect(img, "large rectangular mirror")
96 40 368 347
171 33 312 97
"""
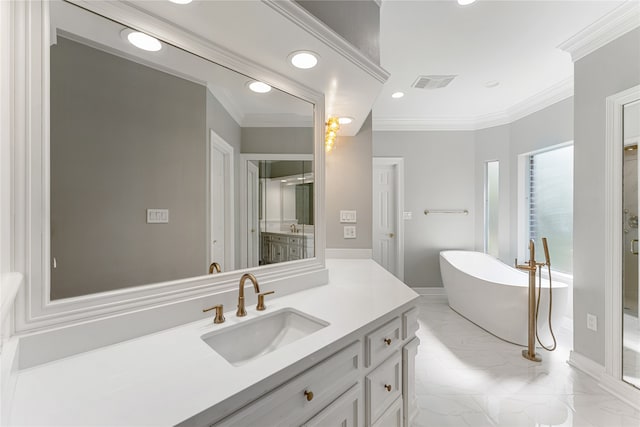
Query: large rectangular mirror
49 1 315 300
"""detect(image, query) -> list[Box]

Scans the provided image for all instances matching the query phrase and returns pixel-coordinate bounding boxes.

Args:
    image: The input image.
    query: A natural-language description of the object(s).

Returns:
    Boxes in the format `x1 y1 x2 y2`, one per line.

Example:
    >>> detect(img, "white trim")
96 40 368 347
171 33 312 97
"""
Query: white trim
10 0 327 332
241 113 314 128
374 77 573 131
208 131 235 273
569 351 640 410
325 248 372 259
558 1 640 63
372 157 405 281
261 0 390 84
411 287 446 296
605 85 640 394
239 154 314 269
568 350 605 382
1 273 23 330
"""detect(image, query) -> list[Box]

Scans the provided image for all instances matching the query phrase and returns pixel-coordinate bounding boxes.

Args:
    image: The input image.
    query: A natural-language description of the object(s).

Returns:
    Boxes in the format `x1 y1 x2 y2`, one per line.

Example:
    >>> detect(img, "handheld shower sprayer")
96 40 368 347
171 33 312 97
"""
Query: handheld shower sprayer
542 237 550 267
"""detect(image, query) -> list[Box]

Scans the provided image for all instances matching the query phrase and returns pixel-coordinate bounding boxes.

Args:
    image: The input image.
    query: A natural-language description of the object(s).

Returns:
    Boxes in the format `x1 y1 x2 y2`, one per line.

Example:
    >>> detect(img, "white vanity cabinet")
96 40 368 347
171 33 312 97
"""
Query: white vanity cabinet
261 232 315 264
211 307 419 427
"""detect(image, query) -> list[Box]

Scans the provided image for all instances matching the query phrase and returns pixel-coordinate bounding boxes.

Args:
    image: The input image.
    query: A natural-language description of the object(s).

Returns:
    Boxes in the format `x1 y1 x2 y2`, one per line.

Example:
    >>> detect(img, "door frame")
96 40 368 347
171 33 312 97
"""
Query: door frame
239 154 313 268
604 84 640 404
208 130 235 272
372 157 405 281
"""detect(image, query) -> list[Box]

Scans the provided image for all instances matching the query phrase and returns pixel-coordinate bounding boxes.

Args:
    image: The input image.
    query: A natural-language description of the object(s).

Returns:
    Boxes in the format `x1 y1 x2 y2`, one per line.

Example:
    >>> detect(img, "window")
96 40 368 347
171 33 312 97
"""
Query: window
526 144 573 274
484 161 499 257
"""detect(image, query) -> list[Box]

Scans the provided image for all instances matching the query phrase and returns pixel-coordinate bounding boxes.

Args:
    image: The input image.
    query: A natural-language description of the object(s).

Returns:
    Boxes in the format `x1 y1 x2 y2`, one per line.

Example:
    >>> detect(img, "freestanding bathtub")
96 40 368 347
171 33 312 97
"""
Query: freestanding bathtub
439 251 568 346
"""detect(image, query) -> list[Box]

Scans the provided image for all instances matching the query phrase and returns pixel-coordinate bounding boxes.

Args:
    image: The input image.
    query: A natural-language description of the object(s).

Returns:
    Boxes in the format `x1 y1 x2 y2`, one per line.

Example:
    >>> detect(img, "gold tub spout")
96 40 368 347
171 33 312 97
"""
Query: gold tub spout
209 262 221 274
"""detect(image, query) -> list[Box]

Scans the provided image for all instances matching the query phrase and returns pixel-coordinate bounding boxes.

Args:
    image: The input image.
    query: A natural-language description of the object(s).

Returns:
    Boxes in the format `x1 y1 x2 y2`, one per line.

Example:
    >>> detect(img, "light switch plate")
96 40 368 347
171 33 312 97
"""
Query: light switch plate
344 225 356 239
587 313 597 331
403 211 412 220
340 210 357 223
147 209 169 224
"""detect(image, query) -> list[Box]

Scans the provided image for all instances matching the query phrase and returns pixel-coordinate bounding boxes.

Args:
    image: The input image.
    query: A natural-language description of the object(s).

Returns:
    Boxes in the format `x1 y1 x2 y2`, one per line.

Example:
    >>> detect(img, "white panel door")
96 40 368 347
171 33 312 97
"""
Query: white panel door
209 131 234 272
211 147 226 269
247 161 259 267
373 161 399 277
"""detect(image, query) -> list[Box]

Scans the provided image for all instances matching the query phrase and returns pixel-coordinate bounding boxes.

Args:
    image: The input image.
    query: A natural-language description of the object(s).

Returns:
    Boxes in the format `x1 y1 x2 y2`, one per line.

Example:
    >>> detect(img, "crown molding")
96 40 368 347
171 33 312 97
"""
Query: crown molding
558 1 640 63
206 85 243 126
262 0 390 84
373 76 573 132
242 113 314 128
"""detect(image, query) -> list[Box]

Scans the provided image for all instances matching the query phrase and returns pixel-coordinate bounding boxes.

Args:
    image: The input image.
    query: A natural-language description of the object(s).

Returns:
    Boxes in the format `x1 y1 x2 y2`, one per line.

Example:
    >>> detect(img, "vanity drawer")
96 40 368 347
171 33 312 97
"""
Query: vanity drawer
365 317 401 368
365 352 402 426
402 307 419 340
372 396 402 427
289 236 304 246
215 342 361 427
288 244 302 258
301 383 361 427
270 234 287 243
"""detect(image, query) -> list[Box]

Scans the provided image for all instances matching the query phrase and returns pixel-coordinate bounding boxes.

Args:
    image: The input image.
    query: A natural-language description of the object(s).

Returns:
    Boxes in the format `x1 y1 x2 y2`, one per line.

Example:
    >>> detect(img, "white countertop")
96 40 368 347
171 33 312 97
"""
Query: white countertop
9 259 418 426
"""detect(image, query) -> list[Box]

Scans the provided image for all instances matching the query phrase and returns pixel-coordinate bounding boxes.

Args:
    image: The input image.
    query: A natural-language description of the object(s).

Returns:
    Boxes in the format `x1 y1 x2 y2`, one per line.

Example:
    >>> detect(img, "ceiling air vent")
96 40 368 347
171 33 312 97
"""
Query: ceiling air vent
411 75 457 90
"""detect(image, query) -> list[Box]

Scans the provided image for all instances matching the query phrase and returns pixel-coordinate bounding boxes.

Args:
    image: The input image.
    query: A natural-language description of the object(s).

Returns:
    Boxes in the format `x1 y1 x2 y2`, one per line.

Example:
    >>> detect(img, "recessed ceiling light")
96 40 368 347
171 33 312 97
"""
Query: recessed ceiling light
391 92 404 99
248 81 272 93
458 0 477 5
289 51 319 69
281 179 287 183
484 80 500 88
338 117 353 125
126 31 162 52
168 0 192 4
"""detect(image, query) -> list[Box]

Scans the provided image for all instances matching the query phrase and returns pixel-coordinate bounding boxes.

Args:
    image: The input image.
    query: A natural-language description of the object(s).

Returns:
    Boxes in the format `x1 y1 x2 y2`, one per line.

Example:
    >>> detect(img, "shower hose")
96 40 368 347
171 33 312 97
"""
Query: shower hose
535 263 557 351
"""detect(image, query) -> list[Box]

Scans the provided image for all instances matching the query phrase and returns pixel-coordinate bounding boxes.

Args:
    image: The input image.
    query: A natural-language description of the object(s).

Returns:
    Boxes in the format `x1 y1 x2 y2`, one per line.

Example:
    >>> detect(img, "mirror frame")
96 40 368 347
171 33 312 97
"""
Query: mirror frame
11 0 326 331
604 84 640 395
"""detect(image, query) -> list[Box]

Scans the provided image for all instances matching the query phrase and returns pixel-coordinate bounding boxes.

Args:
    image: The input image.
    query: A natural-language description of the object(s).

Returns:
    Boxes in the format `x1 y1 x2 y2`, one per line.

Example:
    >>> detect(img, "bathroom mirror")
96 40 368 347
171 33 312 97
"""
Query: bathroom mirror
47 1 316 300
622 99 640 389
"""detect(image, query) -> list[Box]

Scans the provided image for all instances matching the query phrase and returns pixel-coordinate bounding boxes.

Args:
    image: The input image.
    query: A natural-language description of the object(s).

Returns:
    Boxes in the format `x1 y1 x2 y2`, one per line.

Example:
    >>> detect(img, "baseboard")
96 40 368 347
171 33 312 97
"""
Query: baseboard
325 248 372 259
568 350 605 382
567 351 640 410
411 287 448 302
600 372 640 410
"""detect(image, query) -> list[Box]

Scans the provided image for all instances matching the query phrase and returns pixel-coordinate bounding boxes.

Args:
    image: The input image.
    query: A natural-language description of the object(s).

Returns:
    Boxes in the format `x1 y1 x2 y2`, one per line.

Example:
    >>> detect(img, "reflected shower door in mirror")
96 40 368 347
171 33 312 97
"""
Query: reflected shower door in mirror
623 99 640 389
241 157 314 268
49 2 314 300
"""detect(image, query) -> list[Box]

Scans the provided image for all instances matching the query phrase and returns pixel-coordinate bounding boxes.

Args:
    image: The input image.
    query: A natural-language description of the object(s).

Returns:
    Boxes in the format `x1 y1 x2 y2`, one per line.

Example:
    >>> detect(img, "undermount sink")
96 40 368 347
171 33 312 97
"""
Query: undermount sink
201 308 329 366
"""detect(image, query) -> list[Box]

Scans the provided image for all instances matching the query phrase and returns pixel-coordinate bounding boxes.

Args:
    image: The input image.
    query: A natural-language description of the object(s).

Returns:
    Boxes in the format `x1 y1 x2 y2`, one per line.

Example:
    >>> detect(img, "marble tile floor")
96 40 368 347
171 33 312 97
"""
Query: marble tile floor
413 298 640 427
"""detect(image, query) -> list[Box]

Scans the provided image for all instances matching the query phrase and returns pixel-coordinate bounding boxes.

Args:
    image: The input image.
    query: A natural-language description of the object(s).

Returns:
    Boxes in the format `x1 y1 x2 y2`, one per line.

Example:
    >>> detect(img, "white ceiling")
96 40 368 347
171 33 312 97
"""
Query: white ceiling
373 0 625 130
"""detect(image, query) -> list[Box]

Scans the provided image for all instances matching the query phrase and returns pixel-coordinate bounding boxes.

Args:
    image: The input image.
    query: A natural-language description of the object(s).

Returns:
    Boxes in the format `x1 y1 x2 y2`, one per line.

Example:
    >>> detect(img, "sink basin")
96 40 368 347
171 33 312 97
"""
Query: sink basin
201 308 329 366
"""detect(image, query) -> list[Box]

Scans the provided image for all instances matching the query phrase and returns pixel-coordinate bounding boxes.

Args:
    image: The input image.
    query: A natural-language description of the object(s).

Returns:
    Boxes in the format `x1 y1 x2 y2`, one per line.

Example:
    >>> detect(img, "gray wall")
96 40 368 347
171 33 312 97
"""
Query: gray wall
573 28 640 365
373 130 476 286
206 90 242 271
295 0 381 65
241 127 313 154
326 114 373 250
50 37 207 299
473 98 574 264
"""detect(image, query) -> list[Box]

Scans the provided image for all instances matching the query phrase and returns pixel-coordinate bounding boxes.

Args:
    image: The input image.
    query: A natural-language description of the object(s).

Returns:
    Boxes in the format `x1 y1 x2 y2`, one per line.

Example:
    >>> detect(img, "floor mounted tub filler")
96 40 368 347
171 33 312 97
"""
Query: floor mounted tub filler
439 251 568 347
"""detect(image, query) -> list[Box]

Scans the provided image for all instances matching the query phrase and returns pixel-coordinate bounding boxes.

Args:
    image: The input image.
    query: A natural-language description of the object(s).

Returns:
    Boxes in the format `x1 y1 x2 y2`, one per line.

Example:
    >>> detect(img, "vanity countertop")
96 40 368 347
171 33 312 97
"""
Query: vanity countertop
8 259 419 426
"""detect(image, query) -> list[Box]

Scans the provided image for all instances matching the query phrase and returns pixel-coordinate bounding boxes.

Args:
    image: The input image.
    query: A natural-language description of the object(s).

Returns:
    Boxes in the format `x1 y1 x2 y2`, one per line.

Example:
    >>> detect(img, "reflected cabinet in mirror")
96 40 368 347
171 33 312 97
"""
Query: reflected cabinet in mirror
49 1 315 300
622 99 640 390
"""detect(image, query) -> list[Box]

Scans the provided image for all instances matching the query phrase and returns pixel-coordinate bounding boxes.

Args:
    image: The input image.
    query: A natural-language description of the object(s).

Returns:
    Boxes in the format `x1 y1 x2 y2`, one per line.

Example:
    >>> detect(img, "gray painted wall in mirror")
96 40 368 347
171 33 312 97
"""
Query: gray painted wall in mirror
241 127 313 154
573 28 640 366
51 37 209 299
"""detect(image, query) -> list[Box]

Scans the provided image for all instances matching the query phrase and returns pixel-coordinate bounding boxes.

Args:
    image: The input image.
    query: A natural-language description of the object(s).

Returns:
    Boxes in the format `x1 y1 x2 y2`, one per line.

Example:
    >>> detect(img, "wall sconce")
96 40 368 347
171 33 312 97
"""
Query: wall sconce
325 117 340 152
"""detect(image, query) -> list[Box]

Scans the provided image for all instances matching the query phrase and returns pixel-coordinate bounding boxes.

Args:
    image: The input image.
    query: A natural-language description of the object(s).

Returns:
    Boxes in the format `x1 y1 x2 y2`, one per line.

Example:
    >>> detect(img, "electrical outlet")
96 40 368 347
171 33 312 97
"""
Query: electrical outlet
344 225 356 239
403 211 412 220
587 313 597 331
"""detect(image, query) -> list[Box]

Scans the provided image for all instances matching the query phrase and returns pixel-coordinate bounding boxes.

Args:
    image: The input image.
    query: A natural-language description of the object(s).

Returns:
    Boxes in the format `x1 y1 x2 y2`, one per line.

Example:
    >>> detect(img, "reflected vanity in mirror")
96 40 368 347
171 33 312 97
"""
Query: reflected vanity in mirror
49 1 315 300
622 99 640 389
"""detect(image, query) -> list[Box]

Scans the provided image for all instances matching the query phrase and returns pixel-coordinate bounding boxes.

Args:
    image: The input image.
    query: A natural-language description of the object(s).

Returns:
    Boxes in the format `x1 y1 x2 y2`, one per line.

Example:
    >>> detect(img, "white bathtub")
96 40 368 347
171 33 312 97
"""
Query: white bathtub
439 250 568 346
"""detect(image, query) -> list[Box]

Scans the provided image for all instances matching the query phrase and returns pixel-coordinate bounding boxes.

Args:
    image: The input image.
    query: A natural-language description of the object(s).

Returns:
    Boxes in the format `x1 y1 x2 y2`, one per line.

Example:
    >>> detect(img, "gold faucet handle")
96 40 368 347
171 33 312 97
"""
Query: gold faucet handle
203 304 225 324
256 291 275 311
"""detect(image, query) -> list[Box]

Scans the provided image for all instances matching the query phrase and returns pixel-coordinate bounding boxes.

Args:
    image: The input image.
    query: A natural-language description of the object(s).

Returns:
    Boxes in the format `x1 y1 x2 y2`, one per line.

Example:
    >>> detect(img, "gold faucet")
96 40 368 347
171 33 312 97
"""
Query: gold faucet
515 239 546 362
237 273 260 316
209 262 221 274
